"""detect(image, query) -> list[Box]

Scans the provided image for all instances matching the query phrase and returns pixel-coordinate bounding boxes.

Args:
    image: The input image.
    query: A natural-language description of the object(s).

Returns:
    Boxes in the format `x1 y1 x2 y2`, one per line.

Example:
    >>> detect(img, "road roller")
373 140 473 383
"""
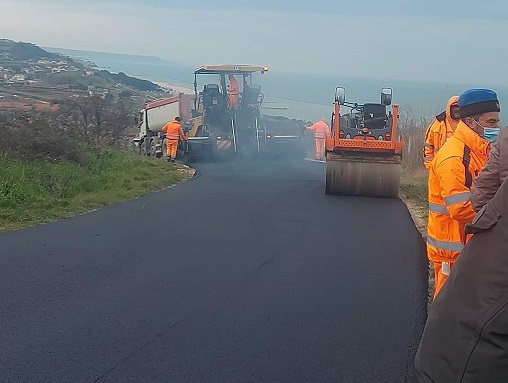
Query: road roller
325 87 404 198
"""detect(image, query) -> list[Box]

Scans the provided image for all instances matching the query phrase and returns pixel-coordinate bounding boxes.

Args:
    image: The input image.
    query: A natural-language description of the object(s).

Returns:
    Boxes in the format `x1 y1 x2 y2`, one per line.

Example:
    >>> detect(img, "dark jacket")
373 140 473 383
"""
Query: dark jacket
415 175 508 382
471 127 508 212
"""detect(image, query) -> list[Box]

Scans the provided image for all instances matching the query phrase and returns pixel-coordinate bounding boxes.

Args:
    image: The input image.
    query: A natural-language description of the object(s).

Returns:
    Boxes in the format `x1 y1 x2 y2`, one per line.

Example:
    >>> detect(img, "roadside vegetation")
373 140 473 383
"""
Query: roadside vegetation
398 105 430 213
0 109 190 232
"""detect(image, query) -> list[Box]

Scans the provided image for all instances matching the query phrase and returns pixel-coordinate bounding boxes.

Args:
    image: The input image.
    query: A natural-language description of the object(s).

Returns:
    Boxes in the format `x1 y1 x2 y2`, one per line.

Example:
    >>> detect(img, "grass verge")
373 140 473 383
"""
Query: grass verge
400 169 428 211
0 150 193 232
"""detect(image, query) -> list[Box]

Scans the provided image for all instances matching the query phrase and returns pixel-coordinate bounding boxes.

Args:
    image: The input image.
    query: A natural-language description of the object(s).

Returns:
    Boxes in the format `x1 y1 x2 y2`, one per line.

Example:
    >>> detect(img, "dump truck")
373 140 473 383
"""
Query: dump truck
133 93 192 158
325 87 403 198
182 64 305 161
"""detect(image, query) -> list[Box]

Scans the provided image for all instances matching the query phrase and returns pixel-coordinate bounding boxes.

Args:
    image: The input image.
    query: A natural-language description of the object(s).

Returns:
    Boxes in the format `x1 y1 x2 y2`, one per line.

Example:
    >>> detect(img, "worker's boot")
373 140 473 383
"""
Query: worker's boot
166 157 172 162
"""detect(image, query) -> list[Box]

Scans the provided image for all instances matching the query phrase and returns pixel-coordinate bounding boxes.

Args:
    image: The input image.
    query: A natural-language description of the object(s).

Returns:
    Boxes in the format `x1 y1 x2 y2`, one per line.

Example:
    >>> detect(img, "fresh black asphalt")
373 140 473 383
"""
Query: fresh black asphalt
0 160 427 382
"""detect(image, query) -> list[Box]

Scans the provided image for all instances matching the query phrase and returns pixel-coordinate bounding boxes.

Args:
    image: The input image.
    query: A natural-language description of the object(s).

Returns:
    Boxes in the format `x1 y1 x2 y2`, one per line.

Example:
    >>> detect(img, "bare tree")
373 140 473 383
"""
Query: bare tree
64 96 136 145
107 100 134 145
89 96 107 142
398 105 430 171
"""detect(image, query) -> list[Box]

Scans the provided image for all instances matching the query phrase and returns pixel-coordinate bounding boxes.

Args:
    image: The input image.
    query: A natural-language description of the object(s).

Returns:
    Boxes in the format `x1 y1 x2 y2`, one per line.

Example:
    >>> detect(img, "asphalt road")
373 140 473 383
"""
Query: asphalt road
0 159 427 383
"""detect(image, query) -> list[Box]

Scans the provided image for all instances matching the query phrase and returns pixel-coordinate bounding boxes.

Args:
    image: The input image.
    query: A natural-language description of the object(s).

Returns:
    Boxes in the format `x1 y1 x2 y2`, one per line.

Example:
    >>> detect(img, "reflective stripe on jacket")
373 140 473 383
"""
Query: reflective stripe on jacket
307 120 330 139
423 96 459 169
427 122 490 263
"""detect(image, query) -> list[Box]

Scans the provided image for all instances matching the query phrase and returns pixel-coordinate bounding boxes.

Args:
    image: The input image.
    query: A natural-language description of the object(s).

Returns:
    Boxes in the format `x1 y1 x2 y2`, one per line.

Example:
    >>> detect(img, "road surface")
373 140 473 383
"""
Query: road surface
0 160 427 382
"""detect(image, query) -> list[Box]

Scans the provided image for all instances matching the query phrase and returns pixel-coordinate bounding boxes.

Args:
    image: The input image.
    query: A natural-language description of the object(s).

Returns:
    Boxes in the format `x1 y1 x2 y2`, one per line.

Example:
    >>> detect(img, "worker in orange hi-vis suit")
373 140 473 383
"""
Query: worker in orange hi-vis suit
306 118 330 160
162 116 187 162
423 96 460 170
427 88 500 299
228 74 239 109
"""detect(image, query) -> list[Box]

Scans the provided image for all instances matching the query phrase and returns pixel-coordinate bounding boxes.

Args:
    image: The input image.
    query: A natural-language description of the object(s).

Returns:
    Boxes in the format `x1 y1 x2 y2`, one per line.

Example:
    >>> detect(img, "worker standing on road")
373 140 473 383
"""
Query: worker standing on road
471 126 507 212
306 118 330 161
228 74 239 110
423 96 460 169
427 89 500 299
162 116 188 162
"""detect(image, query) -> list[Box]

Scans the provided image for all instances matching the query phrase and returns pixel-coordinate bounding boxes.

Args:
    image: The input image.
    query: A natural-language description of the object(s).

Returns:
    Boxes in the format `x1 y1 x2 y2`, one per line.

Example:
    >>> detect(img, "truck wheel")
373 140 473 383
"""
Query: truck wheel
149 140 157 157
161 140 168 161
140 141 148 156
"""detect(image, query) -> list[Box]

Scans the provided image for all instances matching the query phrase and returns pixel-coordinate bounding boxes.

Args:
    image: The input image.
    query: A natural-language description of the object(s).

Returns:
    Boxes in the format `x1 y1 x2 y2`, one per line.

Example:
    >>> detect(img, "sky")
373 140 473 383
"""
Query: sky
1 0 508 86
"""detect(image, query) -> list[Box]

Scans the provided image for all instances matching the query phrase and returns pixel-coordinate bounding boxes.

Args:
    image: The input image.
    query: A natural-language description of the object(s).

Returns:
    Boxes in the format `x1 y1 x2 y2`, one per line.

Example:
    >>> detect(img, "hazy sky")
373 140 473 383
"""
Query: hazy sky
1 0 507 85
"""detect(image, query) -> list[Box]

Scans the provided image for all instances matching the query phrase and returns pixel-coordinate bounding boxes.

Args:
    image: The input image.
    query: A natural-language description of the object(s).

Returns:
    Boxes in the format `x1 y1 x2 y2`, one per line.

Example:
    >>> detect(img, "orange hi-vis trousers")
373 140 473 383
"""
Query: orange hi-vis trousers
315 138 325 160
166 139 179 159
433 261 454 299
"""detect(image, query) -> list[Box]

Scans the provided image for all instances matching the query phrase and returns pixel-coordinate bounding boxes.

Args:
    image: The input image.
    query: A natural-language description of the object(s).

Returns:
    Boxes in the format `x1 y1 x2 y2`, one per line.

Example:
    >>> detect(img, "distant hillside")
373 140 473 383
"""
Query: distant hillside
0 40 162 92
36 69 162 92
44 46 195 88
0 39 60 61
44 47 171 66
98 70 162 92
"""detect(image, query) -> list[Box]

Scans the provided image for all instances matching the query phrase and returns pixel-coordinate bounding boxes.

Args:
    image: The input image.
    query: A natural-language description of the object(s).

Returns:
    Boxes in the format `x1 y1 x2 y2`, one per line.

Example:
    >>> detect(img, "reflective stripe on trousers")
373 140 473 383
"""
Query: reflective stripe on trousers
315 139 325 160
427 235 464 252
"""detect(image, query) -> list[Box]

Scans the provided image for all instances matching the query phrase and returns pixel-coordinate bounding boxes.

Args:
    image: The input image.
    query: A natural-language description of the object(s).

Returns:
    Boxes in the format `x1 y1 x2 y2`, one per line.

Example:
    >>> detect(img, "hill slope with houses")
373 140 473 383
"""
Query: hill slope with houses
0 39 165 102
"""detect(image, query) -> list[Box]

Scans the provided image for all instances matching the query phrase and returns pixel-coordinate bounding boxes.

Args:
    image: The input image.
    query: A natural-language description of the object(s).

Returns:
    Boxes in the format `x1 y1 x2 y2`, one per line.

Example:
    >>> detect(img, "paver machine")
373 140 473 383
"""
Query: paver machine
325 87 404 198
184 64 269 160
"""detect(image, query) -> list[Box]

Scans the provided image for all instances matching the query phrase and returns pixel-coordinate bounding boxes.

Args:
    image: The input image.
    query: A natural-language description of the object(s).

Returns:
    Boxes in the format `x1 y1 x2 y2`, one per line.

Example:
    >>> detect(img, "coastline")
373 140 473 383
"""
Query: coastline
153 81 194 95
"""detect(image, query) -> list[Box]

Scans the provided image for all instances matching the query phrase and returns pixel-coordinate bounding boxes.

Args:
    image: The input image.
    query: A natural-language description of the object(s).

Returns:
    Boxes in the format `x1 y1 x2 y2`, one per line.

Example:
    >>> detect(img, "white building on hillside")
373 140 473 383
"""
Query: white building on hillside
12 74 25 83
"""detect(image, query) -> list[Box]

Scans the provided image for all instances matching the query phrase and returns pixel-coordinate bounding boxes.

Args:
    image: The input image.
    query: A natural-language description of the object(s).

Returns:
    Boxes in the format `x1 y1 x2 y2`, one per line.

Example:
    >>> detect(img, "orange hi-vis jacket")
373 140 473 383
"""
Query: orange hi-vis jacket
162 120 186 141
228 76 239 96
423 96 459 170
307 119 330 139
427 122 490 263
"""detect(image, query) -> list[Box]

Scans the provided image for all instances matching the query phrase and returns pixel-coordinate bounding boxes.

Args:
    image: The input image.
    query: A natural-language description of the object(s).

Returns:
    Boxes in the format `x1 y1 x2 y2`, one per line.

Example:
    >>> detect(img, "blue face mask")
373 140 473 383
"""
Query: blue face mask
483 128 501 143
473 119 501 143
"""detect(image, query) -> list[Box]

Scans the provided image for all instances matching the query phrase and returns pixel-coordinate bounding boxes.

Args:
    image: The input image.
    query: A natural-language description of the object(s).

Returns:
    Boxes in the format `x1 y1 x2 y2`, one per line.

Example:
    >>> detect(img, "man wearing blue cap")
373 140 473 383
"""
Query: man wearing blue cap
426 88 500 299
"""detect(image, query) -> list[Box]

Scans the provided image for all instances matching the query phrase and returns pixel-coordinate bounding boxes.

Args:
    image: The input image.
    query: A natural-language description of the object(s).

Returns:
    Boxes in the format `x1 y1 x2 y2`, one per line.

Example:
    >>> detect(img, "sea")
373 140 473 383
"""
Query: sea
46 47 508 124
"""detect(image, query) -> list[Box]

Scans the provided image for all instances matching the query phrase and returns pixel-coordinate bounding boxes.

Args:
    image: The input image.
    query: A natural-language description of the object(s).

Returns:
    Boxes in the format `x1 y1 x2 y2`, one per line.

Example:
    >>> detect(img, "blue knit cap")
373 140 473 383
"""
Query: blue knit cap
458 88 500 118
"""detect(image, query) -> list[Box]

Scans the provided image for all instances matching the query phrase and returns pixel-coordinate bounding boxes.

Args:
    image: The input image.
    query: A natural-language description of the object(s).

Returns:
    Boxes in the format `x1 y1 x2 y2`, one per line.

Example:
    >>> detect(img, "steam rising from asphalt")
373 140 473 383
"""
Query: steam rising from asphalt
185 115 314 165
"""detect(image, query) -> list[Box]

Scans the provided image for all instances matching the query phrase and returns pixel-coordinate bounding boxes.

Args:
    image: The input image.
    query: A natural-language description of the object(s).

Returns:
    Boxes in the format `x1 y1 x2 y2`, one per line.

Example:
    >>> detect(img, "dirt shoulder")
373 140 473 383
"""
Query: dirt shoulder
399 171 435 309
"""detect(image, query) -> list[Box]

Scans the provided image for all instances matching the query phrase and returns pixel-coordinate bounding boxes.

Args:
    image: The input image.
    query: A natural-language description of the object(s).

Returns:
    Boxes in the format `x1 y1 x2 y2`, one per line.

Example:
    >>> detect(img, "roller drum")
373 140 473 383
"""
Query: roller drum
325 152 402 198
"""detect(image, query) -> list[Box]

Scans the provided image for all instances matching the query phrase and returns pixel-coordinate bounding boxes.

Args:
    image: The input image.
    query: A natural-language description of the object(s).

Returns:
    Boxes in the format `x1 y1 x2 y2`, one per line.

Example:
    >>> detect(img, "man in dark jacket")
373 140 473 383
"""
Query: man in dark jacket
471 126 508 211
415 175 508 382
